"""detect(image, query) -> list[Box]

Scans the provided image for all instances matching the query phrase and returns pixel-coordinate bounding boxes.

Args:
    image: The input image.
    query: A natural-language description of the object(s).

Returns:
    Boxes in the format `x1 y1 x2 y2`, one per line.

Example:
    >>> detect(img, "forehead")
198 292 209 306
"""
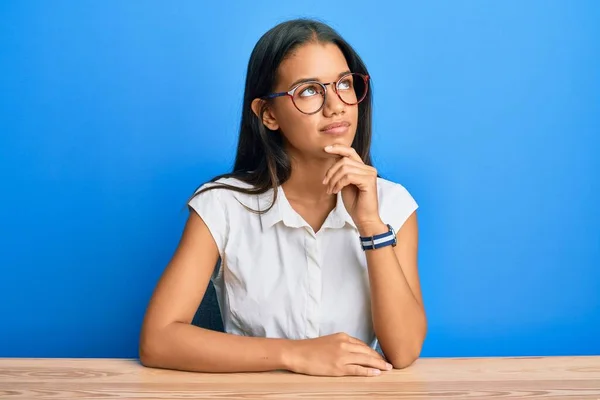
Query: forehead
277 42 349 85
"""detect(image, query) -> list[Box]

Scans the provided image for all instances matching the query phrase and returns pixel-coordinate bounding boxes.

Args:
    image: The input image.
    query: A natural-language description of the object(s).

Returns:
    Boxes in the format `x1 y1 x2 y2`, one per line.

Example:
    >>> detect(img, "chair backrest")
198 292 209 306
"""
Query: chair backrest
191 260 224 332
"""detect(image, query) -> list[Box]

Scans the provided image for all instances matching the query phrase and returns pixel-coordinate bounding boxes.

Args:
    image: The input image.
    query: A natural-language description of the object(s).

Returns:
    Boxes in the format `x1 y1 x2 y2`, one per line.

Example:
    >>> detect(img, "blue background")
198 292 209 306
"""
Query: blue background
1 1 598 358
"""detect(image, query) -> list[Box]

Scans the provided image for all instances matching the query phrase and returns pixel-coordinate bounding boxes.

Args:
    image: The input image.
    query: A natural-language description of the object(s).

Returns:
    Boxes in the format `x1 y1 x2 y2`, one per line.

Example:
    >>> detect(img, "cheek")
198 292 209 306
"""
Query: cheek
348 104 359 124
275 107 319 145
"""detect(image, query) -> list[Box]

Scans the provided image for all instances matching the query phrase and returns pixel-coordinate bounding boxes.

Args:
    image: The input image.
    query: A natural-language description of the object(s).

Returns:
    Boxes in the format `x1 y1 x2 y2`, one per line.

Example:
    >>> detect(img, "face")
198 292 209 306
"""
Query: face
254 42 359 159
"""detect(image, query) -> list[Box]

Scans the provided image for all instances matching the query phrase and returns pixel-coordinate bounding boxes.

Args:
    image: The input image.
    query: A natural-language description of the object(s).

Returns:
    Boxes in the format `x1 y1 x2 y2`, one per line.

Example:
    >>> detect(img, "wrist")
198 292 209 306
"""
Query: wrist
279 339 300 372
357 219 387 237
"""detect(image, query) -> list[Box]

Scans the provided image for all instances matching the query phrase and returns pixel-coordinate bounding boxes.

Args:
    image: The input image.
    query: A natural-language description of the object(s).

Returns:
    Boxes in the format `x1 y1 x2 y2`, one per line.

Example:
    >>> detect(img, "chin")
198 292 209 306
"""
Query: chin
327 134 354 145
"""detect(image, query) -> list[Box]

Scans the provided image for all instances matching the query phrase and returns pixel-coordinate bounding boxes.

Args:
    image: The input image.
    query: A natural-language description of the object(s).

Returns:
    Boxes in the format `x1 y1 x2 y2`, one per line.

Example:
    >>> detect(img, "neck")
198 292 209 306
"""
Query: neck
281 152 338 205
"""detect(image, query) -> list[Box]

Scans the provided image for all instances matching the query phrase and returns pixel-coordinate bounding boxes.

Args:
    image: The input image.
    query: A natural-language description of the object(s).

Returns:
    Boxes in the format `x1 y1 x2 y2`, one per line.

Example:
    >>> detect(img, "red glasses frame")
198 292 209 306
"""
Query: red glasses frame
261 73 370 115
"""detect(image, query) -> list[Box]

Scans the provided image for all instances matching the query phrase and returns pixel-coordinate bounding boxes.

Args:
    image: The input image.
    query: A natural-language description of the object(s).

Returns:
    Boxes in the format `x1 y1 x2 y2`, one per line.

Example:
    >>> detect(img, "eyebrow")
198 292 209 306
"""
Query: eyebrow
288 70 351 90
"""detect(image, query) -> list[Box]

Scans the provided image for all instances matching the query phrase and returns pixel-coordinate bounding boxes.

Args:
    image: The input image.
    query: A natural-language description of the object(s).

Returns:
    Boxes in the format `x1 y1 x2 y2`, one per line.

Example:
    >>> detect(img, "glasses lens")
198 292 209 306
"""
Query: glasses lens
337 73 367 105
292 82 325 114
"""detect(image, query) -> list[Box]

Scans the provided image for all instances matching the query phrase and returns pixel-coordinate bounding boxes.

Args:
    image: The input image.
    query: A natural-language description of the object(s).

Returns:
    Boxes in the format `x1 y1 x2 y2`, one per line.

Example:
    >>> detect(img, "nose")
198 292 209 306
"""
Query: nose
322 83 345 116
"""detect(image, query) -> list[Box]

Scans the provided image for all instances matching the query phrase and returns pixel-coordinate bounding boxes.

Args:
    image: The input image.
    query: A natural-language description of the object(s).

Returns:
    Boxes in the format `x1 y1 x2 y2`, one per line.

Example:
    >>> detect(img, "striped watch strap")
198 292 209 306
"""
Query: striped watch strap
360 224 397 251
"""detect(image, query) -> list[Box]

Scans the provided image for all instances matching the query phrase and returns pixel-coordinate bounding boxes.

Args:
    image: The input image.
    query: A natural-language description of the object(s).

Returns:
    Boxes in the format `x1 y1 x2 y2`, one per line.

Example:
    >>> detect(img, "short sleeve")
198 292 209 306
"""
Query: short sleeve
378 180 419 233
187 184 228 256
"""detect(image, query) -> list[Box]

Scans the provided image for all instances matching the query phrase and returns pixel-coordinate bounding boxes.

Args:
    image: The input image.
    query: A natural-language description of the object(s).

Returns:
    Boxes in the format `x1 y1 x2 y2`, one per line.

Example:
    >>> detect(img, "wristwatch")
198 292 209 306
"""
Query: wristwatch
359 224 397 251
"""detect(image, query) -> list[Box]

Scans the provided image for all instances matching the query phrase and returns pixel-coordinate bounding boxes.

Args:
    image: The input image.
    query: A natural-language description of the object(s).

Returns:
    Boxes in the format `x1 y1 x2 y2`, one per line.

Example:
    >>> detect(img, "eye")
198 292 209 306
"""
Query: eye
298 84 321 98
338 77 353 90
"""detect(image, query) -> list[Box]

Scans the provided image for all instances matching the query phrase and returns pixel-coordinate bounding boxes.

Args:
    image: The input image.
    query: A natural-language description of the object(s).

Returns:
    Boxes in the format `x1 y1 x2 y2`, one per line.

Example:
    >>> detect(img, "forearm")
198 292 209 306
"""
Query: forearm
360 223 427 369
140 322 293 373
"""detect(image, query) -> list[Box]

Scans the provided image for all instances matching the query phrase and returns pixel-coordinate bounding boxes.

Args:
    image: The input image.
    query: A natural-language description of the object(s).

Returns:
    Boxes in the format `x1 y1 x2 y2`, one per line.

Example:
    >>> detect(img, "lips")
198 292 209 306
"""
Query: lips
320 121 351 133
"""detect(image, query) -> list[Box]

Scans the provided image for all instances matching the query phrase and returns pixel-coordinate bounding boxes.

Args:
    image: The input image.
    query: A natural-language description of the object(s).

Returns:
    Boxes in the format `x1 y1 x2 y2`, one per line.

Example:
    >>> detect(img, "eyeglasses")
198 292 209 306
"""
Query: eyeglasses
261 73 370 115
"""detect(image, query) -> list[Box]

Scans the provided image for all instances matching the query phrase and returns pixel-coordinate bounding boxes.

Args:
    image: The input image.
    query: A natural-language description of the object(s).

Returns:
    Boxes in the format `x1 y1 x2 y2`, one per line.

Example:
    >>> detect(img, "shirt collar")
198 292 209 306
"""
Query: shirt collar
258 187 356 231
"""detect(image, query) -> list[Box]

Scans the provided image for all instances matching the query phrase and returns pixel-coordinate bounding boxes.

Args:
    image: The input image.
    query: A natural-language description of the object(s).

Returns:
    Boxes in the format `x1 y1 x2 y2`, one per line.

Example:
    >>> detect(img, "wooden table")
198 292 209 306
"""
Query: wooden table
1 356 599 399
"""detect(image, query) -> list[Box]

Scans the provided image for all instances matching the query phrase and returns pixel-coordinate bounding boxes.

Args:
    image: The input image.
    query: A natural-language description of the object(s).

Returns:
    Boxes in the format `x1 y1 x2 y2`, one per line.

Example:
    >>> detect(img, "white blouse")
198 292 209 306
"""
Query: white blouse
188 176 418 349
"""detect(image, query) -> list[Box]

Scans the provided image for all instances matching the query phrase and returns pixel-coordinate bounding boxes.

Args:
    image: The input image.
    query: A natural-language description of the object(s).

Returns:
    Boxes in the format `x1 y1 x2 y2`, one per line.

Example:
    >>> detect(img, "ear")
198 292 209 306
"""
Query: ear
251 98 279 131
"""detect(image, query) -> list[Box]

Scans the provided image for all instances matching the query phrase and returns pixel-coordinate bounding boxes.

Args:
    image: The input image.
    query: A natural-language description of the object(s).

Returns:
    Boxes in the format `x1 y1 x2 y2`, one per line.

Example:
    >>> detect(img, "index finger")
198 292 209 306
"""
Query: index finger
347 343 386 361
347 336 386 360
324 144 362 163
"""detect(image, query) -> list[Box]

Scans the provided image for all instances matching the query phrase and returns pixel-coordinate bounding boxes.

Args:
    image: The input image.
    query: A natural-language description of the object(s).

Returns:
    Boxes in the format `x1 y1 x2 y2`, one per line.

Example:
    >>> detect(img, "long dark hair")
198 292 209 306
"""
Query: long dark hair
188 18 374 213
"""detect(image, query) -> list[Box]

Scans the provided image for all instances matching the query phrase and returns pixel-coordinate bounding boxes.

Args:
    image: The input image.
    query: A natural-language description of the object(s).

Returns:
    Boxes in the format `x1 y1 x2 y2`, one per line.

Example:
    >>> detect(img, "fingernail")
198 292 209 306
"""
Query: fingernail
386 363 393 370
372 369 381 375
324 145 332 151
322 177 327 184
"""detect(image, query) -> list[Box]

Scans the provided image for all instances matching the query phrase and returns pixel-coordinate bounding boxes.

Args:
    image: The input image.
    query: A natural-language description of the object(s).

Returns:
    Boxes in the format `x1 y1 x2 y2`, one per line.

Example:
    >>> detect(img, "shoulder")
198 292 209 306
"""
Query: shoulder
189 176 260 212
376 177 416 201
376 177 419 231
193 176 255 198
197 176 255 191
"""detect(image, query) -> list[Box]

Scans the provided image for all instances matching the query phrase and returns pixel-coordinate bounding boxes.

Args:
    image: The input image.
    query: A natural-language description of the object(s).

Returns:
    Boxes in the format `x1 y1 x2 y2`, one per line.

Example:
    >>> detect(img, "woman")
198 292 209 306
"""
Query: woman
139 18 427 377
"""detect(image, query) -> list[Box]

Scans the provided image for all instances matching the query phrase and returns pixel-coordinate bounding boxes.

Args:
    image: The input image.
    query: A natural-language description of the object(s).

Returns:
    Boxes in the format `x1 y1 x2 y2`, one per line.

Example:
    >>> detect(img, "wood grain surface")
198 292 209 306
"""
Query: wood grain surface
1 356 599 399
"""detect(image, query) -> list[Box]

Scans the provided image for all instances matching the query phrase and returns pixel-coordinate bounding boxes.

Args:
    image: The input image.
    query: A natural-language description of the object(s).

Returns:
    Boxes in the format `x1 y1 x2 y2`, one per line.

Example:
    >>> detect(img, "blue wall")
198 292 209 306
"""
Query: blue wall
1 1 598 358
